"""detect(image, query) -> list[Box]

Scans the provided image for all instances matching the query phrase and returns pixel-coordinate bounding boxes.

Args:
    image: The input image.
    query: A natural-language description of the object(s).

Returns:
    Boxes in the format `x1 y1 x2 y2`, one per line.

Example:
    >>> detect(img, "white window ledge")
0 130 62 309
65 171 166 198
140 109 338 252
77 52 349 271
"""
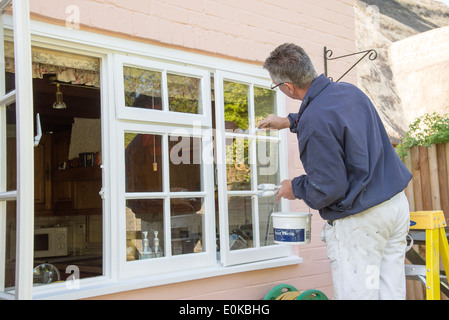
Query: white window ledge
31 256 302 300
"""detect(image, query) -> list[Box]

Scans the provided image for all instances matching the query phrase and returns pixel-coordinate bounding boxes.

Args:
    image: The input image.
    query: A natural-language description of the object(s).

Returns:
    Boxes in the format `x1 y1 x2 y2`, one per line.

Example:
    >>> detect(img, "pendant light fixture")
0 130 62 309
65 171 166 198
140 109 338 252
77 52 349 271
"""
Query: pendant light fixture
52 83 67 109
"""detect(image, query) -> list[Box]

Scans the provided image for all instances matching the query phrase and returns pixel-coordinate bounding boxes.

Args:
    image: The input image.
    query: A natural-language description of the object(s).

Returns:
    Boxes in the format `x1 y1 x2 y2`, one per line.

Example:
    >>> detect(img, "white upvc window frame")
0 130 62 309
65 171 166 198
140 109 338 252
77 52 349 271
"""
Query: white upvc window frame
116 121 216 279
214 70 291 266
114 54 217 278
0 2 10 298
0 0 34 300
114 54 212 128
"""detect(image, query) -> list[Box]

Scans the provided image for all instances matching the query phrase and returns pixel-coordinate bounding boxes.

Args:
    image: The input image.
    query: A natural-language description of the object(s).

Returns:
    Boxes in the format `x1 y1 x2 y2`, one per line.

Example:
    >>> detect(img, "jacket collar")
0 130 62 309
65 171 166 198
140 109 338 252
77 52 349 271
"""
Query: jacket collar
296 74 331 123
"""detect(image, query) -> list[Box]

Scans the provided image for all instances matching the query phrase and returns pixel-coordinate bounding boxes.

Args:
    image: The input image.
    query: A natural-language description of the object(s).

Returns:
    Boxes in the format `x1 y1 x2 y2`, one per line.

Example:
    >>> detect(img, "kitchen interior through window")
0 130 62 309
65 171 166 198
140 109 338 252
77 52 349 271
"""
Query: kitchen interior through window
3 44 103 289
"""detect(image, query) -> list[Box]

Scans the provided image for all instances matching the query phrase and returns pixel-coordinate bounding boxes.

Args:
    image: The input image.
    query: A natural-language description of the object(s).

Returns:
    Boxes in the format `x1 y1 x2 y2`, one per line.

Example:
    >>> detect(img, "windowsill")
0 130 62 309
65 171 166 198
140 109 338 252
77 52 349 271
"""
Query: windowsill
31 255 302 300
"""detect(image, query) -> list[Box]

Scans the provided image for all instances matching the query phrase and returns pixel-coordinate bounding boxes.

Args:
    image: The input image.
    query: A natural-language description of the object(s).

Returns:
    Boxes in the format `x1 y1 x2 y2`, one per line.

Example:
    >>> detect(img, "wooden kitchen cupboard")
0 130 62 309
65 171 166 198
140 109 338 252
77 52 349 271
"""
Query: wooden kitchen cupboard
7 129 102 216
51 129 102 216
6 133 52 215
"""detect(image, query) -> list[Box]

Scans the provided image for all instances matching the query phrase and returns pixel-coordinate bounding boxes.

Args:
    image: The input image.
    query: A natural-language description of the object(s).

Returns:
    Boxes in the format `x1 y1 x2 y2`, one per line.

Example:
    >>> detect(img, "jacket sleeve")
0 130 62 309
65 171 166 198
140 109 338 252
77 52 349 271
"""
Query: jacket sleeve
291 133 349 210
287 113 298 133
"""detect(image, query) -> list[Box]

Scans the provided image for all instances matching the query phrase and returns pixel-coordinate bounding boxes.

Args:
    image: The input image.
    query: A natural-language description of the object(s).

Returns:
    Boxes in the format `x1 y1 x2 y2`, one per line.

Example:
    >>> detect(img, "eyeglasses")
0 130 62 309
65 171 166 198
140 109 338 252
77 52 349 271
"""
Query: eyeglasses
271 82 285 90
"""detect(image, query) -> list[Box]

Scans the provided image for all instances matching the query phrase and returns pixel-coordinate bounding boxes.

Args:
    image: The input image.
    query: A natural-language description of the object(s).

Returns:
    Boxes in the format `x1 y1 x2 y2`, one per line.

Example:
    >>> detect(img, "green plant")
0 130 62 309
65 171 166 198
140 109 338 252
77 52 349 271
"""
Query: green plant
396 112 449 159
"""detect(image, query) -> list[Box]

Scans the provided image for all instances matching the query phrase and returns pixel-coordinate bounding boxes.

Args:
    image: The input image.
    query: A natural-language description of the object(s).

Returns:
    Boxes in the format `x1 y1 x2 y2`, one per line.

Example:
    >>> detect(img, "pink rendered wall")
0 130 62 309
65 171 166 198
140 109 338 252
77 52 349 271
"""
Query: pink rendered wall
29 0 357 300
29 0 356 70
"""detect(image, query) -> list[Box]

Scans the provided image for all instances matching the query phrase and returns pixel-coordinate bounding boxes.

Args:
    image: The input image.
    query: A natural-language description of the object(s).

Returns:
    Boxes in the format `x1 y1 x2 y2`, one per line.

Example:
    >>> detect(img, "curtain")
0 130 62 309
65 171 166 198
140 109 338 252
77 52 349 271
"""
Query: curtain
4 41 100 87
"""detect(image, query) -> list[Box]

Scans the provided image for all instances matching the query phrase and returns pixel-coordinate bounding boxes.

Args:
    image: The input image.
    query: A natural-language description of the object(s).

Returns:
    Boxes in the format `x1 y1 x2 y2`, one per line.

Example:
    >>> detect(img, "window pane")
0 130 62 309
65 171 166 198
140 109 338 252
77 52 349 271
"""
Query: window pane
228 196 254 250
167 73 201 114
3 43 15 95
226 136 251 191
4 200 16 290
171 197 204 256
224 81 249 130
125 133 163 193
255 86 278 137
259 197 280 247
256 139 279 185
6 102 16 192
123 66 162 110
169 136 202 192
256 140 280 247
126 199 164 261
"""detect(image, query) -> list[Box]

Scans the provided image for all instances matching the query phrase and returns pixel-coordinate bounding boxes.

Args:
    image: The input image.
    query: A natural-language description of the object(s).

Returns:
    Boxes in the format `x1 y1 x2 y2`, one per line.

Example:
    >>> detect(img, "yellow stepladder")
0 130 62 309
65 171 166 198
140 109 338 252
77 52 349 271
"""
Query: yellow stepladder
410 211 449 300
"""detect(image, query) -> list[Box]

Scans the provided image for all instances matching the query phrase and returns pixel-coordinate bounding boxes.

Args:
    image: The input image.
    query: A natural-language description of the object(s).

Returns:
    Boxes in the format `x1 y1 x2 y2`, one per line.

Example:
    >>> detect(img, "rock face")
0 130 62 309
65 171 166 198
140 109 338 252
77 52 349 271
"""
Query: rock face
355 0 449 143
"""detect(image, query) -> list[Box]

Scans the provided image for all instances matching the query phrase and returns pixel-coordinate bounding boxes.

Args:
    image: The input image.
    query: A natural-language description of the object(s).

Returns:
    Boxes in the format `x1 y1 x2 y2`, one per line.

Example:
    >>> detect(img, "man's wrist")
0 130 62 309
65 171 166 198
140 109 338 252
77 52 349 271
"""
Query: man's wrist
284 117 291 129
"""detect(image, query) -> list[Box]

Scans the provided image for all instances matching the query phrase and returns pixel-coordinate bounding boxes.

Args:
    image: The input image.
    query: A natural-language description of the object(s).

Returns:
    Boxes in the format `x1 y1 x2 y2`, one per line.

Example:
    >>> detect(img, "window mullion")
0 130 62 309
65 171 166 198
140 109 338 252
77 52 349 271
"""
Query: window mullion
163 196 171 258
250 137 260 248
161 70 168 112
248 83 256 193
249 84 260 248
201 131 216 261
248 84 256 136
253 195 261 248
161 133 172 257
213 72 230 264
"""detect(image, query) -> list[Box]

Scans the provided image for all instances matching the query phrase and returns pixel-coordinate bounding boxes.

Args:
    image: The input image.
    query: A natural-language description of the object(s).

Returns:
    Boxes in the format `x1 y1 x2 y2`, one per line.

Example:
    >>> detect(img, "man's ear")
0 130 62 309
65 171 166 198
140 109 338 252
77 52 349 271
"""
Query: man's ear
283 82 308 100
283 82 294 94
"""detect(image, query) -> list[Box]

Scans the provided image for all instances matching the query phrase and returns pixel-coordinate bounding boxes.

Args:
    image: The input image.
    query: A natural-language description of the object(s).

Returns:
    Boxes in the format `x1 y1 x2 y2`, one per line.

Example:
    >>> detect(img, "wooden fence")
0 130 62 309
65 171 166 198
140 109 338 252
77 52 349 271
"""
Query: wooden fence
403 143 449 219
402 143 449 300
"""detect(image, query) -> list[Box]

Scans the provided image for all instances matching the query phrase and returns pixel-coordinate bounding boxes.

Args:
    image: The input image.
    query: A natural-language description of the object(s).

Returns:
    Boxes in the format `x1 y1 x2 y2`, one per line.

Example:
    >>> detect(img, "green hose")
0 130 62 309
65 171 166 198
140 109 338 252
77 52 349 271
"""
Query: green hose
264 284 329 300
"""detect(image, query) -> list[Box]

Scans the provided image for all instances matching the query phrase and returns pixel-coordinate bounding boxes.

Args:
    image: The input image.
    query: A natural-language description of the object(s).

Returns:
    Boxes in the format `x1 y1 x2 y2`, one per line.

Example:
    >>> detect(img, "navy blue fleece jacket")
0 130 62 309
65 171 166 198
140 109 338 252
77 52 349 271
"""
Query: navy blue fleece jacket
288 74 412 221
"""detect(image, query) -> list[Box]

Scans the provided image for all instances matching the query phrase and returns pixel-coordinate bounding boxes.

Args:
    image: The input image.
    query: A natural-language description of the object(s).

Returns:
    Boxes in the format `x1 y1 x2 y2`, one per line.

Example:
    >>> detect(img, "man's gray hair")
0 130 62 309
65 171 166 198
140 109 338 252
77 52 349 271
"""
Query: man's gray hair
263 43 318 89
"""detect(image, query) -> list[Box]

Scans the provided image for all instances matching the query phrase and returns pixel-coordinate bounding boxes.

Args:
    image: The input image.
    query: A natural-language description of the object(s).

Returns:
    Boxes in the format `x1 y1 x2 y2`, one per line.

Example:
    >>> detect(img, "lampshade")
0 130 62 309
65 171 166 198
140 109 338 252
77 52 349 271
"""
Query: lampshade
52 83 67 109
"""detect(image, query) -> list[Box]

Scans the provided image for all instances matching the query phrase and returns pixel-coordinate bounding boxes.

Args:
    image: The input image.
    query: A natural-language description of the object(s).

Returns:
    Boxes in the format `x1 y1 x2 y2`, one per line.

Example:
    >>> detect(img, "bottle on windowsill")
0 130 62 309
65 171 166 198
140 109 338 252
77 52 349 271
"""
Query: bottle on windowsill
153 230 163 258
140 231 152 260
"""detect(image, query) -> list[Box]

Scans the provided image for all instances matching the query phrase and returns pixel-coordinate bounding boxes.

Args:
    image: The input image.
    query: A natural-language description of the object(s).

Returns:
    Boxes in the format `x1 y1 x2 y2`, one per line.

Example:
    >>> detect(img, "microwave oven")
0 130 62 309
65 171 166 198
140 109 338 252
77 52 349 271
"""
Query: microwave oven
10 227 68 259
31 227 68 258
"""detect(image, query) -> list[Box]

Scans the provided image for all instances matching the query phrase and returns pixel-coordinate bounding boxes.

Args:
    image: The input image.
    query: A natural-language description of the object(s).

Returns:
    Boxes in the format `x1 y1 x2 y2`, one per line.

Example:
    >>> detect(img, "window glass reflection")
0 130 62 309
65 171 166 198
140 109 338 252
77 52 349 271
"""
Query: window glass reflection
167 73 202 114
169 136 202 192
123 66 162 110
255 86 278 137
224 81 249 130
226 136 251 191
170 198 204 256
125 133 163 193
126 199 164 261
256 139 279 185
228 196 254 250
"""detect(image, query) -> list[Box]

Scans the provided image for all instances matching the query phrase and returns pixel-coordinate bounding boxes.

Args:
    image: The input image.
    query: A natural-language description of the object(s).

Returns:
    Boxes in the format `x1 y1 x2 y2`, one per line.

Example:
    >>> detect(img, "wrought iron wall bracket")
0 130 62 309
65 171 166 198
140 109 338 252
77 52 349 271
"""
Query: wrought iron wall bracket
324 46 377 82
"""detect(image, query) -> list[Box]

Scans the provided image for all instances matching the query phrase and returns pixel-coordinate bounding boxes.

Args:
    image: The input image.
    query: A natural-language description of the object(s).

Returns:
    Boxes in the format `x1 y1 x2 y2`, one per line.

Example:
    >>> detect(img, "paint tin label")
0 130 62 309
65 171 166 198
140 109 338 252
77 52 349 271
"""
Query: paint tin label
274 228 305 243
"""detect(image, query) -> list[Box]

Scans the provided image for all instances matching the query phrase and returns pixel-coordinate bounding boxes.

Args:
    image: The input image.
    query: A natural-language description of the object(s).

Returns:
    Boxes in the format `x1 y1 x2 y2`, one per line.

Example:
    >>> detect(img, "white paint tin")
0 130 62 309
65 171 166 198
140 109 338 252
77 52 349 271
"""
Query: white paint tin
272 212 312 245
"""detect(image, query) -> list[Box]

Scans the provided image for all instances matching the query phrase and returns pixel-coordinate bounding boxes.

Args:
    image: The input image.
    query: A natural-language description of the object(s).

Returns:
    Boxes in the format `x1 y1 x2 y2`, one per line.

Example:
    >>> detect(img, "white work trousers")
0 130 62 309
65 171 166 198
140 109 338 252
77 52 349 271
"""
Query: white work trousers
321 191 410 300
